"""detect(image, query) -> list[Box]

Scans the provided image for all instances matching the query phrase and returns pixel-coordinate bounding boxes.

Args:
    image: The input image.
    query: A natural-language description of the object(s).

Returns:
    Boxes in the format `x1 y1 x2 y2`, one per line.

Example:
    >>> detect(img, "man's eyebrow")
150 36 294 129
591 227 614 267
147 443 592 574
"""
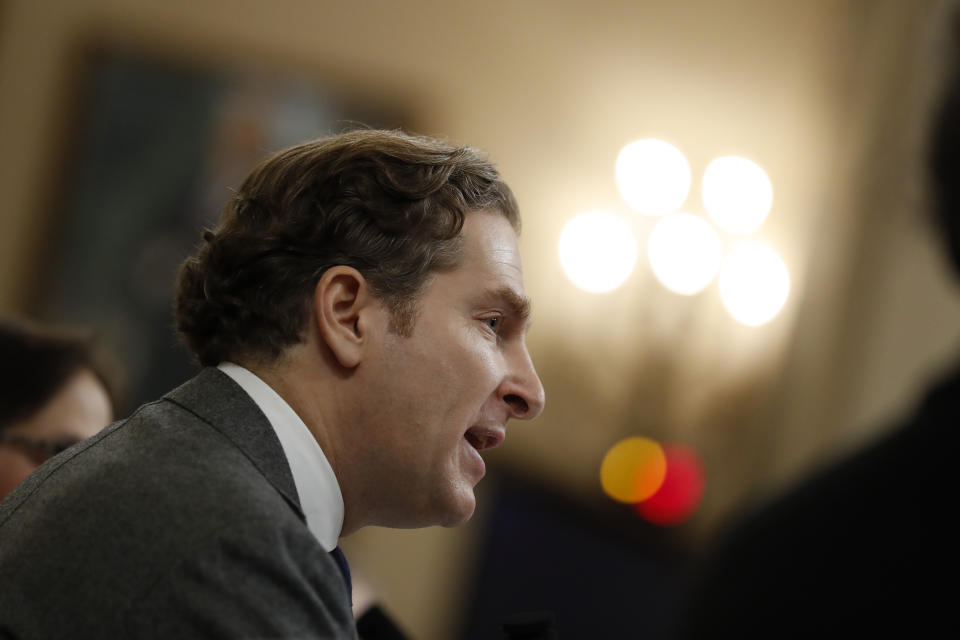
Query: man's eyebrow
491 286 531 322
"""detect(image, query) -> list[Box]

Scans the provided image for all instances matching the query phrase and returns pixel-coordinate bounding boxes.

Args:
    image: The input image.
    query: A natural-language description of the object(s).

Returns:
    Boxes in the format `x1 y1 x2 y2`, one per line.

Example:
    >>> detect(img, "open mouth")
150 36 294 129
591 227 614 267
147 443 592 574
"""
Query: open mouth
464 426 504 452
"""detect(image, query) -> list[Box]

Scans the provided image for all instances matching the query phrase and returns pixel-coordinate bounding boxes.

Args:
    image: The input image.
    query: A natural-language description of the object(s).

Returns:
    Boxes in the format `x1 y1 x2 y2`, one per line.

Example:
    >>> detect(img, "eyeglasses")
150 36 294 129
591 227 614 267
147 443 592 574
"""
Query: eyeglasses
0 432 84 466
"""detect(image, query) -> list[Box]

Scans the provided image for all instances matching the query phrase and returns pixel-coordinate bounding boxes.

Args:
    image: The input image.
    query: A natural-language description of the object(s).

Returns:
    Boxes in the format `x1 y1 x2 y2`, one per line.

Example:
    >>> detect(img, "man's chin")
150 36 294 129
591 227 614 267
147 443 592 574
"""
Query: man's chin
437 491 476 528
374 490 476 529
440 511 473 528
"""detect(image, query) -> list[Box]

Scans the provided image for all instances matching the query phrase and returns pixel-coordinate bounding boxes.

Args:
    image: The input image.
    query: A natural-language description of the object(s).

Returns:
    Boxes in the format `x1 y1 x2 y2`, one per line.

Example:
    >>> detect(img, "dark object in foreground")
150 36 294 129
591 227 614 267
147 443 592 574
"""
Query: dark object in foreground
357 605 411 640
502 611 558 639
675 364 960 636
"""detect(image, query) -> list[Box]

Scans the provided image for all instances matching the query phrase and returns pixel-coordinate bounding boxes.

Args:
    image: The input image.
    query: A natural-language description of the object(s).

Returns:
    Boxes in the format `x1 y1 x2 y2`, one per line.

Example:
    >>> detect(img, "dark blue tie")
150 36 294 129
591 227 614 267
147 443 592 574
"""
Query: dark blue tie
330 546 352 604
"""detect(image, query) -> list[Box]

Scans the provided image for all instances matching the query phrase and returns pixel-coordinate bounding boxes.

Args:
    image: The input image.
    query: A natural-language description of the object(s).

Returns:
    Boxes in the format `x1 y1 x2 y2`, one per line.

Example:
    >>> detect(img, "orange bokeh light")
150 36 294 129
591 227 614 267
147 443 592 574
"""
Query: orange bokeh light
600 437 667 503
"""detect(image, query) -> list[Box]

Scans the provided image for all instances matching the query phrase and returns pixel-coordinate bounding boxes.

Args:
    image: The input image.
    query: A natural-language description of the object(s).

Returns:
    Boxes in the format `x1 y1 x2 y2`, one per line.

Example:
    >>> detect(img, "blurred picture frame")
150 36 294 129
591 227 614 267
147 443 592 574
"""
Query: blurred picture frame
32 43 413 407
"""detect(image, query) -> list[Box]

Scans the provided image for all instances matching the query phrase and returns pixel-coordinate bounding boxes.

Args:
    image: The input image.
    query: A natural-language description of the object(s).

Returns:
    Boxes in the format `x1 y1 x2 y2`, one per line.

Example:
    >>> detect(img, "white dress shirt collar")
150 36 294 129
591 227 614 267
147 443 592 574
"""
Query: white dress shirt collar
217 362 343 551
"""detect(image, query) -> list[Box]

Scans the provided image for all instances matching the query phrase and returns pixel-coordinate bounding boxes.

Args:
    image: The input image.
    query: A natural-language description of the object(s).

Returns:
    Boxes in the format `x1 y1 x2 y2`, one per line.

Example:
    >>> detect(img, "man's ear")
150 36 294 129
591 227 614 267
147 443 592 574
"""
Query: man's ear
313 266 379 369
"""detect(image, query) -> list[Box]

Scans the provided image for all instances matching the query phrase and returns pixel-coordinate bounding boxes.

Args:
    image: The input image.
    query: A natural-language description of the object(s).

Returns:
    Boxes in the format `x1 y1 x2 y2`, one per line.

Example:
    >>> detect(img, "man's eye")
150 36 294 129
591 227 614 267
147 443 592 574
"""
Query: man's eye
485 316 502 333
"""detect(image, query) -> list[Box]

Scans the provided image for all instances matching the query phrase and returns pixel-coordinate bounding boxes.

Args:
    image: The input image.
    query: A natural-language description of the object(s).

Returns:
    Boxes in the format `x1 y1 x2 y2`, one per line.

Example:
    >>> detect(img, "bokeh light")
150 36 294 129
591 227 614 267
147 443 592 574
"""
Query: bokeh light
719 244 790 326
702 155 773 234
558 211 638 293
647 213 723 295
600 437 667 504
635 444 705 526
615 139 691 216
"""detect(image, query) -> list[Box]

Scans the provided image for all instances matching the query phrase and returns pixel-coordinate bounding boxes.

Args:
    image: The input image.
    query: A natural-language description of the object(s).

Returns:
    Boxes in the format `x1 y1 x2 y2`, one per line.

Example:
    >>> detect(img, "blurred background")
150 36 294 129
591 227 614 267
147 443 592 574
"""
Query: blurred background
3 0 960 637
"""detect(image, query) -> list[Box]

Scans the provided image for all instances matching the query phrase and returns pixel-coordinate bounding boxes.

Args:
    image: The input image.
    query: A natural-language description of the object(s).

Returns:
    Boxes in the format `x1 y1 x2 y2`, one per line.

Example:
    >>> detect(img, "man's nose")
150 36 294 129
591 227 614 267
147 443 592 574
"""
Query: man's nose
500 346 546 420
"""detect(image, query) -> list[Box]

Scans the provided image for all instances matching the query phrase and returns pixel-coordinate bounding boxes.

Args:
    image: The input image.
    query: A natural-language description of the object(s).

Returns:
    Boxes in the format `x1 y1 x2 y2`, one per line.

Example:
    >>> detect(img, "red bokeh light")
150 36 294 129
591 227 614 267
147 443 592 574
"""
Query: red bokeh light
635 444 705 526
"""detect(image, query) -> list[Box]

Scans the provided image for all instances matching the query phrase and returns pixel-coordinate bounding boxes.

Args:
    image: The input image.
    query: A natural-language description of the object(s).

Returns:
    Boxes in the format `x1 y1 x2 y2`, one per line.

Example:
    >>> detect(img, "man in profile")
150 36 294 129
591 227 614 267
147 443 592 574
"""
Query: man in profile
0 130 545 638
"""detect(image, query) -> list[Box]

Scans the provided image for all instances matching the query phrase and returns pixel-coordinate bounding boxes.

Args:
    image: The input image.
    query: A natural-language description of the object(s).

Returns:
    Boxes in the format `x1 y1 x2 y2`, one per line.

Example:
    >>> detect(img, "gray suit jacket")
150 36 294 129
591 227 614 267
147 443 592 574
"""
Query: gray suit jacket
0 368 357 639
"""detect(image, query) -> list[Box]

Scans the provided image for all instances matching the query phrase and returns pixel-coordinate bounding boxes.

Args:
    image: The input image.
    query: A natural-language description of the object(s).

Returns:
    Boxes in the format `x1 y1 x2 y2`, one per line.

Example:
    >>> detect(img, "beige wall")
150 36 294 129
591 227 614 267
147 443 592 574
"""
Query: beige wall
3 1 957 637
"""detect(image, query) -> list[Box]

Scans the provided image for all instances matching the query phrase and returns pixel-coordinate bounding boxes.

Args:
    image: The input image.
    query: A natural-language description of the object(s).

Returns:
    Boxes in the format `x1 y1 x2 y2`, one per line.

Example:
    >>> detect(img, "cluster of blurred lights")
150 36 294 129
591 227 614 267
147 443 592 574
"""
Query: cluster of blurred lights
600 436 705 526
558 138 790 326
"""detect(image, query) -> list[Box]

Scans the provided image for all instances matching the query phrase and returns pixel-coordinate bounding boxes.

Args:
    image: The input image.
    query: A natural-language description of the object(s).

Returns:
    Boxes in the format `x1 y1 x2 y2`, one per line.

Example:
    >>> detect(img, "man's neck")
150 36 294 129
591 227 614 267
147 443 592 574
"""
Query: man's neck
240 353 368 535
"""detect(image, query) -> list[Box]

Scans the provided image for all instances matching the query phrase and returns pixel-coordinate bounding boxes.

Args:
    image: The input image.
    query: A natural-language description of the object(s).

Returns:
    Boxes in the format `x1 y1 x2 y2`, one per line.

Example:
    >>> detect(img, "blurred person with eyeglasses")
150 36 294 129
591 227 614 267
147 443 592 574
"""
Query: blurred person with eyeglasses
0 318 119 500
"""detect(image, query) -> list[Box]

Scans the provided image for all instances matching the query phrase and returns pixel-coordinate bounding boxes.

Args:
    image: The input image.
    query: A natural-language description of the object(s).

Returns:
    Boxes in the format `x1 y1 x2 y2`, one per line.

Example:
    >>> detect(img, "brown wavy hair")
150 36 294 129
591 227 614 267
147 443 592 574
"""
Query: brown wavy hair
174 129 520 367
